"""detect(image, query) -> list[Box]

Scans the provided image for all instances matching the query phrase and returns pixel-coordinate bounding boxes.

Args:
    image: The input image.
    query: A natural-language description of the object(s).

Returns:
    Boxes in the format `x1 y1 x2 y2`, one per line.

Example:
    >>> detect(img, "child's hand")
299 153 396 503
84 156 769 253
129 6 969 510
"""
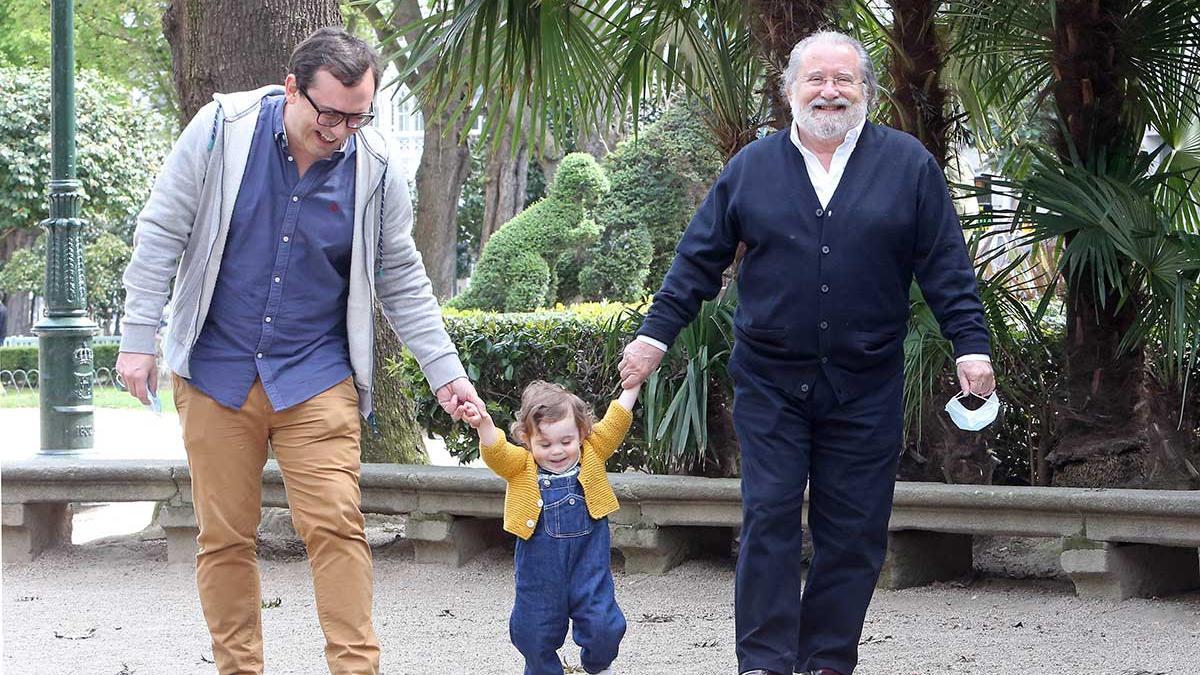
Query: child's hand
458 401 490 429
617 379 641 411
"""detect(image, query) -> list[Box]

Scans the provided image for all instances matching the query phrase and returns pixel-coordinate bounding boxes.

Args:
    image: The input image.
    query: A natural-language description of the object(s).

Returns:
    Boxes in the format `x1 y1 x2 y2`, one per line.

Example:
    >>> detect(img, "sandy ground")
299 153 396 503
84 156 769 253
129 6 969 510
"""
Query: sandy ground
3 529 1200 675
3 409 1200 674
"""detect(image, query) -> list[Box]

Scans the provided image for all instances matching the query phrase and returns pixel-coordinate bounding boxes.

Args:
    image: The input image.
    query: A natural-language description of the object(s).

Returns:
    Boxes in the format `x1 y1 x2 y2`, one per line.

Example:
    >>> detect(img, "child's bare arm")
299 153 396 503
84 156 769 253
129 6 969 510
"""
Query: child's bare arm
459 401 500 448
617 381 641 412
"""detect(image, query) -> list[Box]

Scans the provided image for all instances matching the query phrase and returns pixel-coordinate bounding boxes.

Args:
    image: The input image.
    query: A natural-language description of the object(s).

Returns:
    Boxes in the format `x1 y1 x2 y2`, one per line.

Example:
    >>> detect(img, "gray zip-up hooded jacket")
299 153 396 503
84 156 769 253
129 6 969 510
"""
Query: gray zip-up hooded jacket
119 86 465 416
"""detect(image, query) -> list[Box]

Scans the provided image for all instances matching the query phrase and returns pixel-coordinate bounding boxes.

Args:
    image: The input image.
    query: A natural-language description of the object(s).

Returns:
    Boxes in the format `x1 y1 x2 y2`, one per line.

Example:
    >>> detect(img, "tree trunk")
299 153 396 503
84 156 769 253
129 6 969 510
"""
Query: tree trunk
163 0 343 124
360 304 427 463
1 227 39 336
747 0 837 131
480 111 530 247
414 116 472 298
1047 1 1197 488
364 0 472 300
886 0 995 485
887 0 950 166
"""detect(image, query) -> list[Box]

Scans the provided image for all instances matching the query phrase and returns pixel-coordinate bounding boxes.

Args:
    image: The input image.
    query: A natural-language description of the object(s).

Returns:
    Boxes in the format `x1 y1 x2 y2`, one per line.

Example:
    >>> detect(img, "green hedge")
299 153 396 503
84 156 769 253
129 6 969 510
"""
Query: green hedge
0 343 119 374
392 307 654 469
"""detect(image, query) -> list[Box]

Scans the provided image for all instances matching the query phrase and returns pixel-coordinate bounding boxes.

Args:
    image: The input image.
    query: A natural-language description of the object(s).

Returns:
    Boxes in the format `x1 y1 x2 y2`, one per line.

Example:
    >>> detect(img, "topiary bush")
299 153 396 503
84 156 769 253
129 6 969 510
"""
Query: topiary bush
450 152 608 312
572 98 723 301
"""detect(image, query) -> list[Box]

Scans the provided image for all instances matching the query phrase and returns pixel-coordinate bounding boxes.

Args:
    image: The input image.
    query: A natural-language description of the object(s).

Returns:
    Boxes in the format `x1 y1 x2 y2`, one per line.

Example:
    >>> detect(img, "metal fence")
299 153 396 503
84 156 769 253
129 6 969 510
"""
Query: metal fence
0 366 121 393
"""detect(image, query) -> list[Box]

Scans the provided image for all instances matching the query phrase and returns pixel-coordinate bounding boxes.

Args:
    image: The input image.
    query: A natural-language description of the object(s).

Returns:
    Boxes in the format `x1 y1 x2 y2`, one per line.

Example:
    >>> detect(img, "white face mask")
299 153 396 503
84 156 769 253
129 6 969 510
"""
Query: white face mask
944 391 1001 432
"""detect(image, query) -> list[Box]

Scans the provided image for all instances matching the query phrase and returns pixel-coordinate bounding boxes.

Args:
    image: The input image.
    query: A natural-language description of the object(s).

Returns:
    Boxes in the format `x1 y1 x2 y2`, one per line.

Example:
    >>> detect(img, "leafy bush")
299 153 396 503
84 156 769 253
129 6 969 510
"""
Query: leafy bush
573 98 723 301
450 153 608 312
0 343 119 374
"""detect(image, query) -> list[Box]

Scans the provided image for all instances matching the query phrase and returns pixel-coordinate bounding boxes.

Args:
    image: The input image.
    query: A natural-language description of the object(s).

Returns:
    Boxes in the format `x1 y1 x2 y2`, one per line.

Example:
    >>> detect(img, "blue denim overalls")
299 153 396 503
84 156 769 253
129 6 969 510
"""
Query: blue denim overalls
509 468 626 675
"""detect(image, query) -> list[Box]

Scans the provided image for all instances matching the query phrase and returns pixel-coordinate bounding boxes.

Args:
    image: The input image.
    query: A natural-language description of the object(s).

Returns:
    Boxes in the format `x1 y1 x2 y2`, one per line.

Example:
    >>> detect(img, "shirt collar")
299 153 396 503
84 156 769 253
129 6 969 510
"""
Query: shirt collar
789 116 867 158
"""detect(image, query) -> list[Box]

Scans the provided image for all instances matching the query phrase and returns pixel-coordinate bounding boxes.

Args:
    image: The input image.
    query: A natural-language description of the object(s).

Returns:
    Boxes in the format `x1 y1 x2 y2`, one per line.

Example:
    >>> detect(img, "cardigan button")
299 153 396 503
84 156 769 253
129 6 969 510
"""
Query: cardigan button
815 208 824 217
820 284 829 293
821 245 830 254
526 519 535 528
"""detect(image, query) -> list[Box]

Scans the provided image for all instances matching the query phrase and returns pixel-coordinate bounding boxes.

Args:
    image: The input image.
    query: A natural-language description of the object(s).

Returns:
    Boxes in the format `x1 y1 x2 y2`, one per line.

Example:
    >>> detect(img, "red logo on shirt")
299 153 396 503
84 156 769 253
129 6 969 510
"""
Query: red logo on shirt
329 202 340 213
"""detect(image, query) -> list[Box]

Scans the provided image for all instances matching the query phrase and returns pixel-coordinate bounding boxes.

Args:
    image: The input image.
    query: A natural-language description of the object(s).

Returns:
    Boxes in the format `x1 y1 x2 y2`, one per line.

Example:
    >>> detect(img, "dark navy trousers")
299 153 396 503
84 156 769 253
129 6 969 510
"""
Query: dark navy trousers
510 472 626 675
731 366 904 675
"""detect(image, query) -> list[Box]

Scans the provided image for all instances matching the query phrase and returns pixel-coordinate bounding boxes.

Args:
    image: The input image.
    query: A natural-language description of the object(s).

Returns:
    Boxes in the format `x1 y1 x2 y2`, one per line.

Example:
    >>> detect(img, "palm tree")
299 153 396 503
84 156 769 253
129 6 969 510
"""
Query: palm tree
956 0 1200 487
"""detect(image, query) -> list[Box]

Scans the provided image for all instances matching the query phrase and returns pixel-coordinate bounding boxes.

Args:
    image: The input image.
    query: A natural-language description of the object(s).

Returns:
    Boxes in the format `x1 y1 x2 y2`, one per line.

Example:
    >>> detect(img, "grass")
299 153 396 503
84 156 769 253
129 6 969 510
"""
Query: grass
0 386 177 412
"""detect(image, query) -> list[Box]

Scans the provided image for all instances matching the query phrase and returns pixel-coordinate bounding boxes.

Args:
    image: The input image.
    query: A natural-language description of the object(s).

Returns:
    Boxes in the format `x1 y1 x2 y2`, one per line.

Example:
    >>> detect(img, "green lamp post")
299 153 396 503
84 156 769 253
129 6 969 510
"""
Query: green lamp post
34 0 98 454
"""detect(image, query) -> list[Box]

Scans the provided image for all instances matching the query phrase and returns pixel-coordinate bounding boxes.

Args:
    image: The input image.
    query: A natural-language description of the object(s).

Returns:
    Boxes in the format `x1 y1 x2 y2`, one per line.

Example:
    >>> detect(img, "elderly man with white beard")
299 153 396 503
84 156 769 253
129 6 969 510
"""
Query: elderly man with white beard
618 31 996 675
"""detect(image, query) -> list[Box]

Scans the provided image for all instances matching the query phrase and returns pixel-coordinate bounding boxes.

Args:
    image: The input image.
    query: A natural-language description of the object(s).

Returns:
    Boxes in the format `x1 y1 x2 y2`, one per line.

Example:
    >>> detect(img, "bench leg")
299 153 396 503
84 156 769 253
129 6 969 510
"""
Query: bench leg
159 503 199 566
879 530 973 589
611 524 694 574
405 513 505 566
2 503 72 562
1061 542 1200 600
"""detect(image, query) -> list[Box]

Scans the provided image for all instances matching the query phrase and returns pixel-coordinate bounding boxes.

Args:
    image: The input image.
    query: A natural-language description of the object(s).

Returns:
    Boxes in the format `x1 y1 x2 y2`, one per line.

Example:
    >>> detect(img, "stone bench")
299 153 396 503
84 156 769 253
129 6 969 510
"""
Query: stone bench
3 458 1198 600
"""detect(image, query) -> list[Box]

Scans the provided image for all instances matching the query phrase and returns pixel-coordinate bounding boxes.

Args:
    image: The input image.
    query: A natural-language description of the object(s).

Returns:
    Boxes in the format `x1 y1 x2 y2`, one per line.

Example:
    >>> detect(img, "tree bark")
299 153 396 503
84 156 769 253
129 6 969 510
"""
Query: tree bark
163 0 343 125
1047 0 1198 488
0 228 38 336
747 0 837 131
887 0 950 166
364 0 471 300
480 107 530 248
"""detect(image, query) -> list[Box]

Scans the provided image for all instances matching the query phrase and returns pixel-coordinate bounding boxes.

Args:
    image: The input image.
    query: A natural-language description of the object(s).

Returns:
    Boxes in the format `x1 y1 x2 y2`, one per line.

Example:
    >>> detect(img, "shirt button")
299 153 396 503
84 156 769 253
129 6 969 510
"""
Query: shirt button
820 321 829 330
815 208 824 217
282 236 289 242
821 245 830 254
264 316 272 323
537 499 544 507
256 352 263 359
801 383 810 393
291 195 299 202
287 156 294 162
542 479 550 487
821 356 829 364
820 284 829 293
526 519 535 528
569 498 576 505
274 277 281 283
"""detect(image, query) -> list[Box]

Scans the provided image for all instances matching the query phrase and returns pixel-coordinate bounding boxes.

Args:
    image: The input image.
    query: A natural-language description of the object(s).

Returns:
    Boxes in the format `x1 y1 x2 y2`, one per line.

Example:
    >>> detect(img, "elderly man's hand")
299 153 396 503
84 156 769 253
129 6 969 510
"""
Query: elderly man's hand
436 377 485 421
618 339 666 389
957 360 996 397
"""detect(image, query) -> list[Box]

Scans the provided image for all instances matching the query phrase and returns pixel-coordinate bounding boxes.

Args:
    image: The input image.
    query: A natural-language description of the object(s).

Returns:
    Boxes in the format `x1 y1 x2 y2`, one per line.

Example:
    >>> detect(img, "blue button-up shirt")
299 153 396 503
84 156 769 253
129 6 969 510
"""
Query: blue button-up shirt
188 94 357 411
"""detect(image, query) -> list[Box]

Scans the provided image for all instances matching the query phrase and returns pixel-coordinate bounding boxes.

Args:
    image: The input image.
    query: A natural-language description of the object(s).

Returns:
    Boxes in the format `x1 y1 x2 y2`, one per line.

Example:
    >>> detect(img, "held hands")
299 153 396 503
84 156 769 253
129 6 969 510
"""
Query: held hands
436 376 486 421
458 400 491 429
956 360 996 397
618 339 666 389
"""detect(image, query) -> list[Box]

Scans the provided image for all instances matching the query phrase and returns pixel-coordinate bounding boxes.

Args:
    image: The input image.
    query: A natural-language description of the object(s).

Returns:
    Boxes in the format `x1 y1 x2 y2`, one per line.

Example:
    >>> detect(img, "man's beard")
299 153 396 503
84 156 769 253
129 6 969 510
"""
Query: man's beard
793 94 867 141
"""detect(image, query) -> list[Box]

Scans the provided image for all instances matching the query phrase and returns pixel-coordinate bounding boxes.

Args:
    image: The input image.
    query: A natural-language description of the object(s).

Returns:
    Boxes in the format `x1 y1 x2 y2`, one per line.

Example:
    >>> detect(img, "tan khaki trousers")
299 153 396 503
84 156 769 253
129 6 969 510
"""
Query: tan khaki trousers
174 374 379 675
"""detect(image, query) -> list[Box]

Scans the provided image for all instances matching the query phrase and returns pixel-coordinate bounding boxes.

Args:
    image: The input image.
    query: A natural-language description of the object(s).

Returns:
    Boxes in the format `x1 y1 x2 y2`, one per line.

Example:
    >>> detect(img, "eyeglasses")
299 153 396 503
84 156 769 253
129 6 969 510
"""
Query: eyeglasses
299 88 375 129
803 74 863 90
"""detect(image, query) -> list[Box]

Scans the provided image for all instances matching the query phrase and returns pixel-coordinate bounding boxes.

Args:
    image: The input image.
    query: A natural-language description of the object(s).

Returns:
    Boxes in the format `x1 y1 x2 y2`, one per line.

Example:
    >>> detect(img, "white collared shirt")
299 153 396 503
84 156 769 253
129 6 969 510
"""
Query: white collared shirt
789 118 866 209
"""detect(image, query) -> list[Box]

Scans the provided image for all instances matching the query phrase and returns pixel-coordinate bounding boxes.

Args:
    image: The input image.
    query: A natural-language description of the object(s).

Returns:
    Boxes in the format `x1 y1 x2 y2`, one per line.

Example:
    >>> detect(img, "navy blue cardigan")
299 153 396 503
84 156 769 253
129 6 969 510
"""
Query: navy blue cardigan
638 122 990 401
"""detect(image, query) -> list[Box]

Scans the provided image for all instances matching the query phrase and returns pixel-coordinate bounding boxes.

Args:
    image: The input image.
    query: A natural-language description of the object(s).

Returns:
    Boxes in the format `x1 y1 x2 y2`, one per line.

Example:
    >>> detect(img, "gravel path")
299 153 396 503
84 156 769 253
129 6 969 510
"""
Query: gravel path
4 533 1199 675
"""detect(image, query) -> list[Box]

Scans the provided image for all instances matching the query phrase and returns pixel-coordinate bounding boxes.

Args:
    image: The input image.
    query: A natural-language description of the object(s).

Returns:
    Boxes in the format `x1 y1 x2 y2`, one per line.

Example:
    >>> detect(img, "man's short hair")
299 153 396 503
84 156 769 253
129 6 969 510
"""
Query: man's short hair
289 27 381 91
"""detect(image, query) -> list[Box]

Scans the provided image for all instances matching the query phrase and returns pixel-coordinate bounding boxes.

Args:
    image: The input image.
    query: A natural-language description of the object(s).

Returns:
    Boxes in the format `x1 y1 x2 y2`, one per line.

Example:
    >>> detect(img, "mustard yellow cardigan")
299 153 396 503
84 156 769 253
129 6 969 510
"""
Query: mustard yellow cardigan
480 400 632 540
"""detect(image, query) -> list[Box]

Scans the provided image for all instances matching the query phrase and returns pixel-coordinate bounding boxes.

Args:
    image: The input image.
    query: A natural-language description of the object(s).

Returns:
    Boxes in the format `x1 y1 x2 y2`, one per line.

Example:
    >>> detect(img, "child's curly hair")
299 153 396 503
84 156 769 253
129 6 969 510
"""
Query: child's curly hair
510 380 595 447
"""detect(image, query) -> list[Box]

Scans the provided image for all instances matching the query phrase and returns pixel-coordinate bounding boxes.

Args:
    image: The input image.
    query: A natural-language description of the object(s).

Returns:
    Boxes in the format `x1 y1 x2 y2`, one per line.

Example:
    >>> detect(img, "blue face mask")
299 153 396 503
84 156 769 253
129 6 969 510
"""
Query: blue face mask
944 391 1000 432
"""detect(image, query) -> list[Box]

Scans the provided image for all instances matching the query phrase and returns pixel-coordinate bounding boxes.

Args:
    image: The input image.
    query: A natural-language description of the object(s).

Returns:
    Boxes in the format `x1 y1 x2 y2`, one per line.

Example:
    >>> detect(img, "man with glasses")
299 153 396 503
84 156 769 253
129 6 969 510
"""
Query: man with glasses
116 27 482 675
619 31 995 675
